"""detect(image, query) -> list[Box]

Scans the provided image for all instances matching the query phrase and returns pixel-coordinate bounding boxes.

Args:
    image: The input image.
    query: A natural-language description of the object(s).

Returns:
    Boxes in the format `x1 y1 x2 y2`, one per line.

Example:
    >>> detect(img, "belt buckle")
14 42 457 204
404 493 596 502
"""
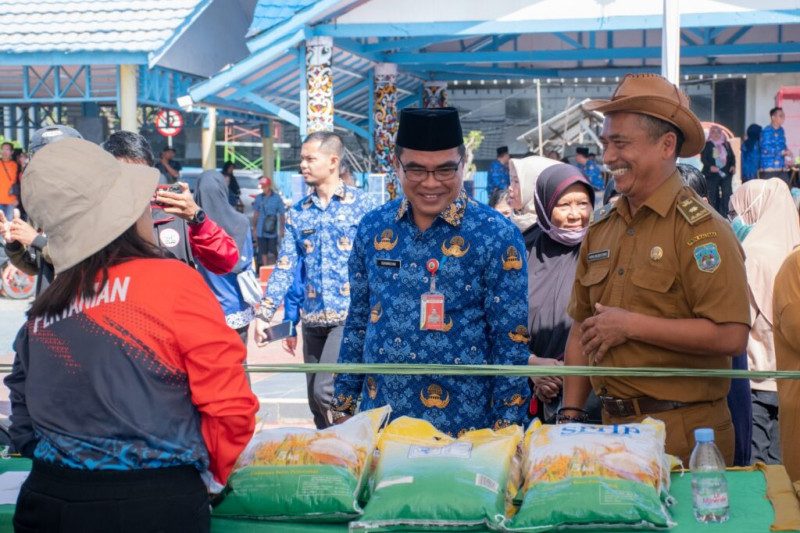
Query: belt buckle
615 398 629 417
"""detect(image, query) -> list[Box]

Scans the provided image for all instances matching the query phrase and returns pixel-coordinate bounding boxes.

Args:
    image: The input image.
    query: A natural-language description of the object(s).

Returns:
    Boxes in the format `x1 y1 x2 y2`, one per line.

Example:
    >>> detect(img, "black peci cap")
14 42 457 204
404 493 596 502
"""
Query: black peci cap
396 107 463 151
575 146 590 156
29 125 83 156
496 146 509 156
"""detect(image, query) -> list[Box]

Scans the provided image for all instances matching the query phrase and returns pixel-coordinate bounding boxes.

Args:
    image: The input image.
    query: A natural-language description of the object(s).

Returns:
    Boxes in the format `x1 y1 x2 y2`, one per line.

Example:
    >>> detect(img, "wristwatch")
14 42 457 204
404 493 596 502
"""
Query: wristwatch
188 209 206 226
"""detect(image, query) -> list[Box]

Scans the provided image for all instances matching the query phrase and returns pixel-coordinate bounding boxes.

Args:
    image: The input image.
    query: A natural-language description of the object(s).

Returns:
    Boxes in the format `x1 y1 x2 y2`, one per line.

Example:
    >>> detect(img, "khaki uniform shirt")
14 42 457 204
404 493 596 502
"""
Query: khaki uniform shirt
567 170 751 403
773 248 800 482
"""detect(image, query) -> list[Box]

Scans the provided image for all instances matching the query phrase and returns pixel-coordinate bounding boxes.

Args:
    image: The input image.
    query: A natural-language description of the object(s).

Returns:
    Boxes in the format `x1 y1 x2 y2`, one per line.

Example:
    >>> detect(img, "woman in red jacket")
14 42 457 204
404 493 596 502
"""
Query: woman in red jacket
6 138 258 532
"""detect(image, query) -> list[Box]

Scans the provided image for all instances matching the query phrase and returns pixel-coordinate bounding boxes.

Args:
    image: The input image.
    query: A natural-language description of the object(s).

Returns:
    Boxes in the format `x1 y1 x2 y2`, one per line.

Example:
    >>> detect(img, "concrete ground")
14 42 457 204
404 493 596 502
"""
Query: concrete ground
0 296 315 428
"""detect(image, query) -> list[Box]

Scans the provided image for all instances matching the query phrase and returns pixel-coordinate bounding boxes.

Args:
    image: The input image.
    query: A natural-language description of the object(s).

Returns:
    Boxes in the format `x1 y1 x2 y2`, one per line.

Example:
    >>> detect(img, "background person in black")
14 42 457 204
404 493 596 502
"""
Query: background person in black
701 125 736 218
103 132 239 275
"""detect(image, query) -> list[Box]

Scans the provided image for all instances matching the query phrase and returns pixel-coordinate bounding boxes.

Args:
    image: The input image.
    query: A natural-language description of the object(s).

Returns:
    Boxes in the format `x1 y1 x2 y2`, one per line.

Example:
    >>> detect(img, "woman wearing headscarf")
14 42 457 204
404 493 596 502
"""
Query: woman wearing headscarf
525 162 600 423
701 125 736 218
6 139 257 530
742 124 762 183
508 156 558 253
729 178 800 465
194 170 257 344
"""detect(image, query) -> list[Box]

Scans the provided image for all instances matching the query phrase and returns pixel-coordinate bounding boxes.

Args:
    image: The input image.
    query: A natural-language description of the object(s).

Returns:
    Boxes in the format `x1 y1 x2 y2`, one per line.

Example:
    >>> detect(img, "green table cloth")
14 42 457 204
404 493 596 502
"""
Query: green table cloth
0 458 795 532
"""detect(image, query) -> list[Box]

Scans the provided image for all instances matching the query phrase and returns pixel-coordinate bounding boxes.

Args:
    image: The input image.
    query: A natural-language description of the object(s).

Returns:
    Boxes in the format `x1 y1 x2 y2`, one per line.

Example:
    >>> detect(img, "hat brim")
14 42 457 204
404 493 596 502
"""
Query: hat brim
583 96 705 157
50 163 159 273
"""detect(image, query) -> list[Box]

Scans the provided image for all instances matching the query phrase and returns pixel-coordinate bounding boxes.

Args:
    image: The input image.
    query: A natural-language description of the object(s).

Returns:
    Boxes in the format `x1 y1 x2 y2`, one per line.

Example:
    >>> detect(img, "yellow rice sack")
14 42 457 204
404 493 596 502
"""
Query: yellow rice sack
214 406 390 521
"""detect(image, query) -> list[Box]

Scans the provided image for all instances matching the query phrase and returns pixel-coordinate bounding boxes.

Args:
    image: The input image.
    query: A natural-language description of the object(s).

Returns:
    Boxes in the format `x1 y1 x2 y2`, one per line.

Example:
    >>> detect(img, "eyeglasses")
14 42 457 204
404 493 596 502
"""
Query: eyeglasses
398 157 463 182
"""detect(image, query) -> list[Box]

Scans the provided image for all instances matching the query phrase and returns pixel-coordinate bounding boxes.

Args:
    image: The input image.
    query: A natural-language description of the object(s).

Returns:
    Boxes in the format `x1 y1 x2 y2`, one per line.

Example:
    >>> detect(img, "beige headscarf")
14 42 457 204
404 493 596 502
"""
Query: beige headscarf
730 179 800 325
509 156 559 232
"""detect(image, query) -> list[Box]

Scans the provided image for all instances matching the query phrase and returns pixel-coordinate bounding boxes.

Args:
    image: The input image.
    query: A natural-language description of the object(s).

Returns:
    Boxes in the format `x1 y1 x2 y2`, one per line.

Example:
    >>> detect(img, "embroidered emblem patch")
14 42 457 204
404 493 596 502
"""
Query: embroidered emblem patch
374 229 398 251
502 246 523 270
693 242 721 273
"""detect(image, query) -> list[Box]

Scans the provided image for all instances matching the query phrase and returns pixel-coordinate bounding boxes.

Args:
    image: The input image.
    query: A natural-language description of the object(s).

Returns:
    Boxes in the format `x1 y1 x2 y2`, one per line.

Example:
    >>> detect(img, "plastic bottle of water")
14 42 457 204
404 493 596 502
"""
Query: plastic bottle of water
689 428 730 523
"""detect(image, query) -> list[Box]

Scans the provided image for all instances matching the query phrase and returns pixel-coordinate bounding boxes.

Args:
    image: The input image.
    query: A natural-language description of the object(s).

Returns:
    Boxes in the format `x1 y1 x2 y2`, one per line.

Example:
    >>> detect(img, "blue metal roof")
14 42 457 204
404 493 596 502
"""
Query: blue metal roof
247 0 316 38
0 0 212 60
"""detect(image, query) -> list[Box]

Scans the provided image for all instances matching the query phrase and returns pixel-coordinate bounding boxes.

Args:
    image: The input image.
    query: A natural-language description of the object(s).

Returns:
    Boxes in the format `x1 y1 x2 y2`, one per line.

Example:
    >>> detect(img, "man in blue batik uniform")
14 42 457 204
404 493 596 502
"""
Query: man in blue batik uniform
254 131 372 429
331 108 530 435
759 106 792 183
575 146 604 190
487 145 511 196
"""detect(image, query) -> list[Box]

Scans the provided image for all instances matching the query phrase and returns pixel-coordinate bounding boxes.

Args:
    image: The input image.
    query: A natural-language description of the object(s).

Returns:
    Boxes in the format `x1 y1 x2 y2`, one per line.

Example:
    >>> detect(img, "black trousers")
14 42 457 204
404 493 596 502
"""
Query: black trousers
302 325 344 429
704 172 732 218
751 390 782 465
759 169 790 184
14 461 210 533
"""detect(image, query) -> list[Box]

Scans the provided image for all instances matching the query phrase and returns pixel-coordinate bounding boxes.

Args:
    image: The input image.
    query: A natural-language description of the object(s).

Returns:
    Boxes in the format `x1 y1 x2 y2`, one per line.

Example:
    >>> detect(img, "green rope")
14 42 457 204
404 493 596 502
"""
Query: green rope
236 363 800 380
0 362 798 379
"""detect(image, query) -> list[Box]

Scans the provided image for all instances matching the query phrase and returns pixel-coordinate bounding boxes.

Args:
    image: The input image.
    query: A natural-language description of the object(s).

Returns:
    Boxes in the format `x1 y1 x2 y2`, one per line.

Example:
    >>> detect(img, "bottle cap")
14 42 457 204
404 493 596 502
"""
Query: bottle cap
694 428 715 443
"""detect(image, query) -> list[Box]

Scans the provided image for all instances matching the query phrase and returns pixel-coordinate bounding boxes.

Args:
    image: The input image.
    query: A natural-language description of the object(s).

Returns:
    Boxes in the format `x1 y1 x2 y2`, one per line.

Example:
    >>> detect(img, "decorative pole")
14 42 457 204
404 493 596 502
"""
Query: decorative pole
305 36 334 133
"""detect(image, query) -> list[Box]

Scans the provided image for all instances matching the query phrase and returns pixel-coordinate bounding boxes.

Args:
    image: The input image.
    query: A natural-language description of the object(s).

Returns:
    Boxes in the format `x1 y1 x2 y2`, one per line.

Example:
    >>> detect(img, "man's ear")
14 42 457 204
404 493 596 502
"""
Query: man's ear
662 131 678 159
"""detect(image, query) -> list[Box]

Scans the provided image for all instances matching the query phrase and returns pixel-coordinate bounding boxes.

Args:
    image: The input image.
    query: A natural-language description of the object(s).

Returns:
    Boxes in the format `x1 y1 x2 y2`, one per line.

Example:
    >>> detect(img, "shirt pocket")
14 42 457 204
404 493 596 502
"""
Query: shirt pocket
298 227 319 258
630 267 679 317
579 263 610 305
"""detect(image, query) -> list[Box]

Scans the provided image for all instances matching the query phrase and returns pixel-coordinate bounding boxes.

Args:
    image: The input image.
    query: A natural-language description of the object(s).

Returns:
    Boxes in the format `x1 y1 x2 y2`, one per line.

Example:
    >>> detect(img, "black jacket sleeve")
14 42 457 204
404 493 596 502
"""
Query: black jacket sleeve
3 242 38 276
723 142 736 177
700 142 715 174
4 326 38 458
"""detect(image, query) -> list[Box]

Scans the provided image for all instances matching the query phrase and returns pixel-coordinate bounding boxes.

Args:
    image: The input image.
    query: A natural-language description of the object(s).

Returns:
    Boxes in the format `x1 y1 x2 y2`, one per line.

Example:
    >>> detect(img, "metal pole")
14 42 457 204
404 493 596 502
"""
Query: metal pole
536 79 543 156
662 0 681 85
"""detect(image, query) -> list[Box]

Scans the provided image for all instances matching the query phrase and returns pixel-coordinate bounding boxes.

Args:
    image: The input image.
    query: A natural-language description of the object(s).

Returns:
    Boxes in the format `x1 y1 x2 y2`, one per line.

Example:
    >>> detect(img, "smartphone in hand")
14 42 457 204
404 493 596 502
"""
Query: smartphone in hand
261 321 295 343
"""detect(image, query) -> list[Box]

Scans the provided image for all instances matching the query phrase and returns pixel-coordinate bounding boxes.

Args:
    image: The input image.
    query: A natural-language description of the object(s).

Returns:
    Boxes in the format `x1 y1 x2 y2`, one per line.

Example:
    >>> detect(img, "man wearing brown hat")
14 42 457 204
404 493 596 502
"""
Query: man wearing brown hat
562 74 751 465
330 107 530 435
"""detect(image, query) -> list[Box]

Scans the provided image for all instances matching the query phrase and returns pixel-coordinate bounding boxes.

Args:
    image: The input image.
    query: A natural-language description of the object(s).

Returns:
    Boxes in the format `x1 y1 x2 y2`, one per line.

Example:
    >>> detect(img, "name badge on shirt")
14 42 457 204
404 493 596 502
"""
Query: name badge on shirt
302 228 316 236
587 250 610 262
376 258 401 268
420 293 445 331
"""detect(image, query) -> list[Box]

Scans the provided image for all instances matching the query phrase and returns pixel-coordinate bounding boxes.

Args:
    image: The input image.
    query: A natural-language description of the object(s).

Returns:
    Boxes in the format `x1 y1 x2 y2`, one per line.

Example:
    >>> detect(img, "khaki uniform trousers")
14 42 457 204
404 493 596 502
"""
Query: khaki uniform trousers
603 398 734 468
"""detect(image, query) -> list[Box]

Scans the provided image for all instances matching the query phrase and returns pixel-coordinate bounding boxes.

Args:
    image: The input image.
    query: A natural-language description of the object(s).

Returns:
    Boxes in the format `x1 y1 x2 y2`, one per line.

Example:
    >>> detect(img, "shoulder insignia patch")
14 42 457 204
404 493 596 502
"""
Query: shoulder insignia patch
677 196 711 226
590 204 615 226
693 242 721 273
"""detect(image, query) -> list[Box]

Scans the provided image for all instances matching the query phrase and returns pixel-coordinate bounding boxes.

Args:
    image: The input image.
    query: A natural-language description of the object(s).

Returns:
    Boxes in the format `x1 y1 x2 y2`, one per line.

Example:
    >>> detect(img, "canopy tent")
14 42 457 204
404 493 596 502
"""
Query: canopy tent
0 0 261 145
186 0 800 140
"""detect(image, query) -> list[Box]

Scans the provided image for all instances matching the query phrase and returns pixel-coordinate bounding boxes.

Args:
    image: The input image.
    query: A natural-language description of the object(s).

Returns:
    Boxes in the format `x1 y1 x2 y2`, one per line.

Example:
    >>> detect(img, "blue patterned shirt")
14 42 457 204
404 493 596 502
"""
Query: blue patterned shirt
487 160 510 194
578 159 604 190
759 125 787 170
261 183 372 327
331 190 530 435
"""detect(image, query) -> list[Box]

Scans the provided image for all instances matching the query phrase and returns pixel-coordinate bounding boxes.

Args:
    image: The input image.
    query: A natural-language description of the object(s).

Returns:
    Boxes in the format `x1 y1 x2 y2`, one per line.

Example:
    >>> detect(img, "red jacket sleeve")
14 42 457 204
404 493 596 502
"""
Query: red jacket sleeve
188 217 240 274
173 271 258 486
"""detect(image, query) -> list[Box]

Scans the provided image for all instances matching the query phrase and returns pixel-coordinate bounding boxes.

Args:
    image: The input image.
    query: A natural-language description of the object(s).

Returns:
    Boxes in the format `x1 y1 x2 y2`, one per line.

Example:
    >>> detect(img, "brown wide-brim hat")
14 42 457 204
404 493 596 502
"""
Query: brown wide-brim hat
583 74 705 157
22 138 159 273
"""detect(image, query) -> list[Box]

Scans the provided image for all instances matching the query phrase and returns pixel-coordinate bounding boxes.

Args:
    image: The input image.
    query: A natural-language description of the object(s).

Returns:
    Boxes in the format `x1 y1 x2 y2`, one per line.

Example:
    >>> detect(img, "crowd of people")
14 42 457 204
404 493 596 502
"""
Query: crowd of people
2 72 800 530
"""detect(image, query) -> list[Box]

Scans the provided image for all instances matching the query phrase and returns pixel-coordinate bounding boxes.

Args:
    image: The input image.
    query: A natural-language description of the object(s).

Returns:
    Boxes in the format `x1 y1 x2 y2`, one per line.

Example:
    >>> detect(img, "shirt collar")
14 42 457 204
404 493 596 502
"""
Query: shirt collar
303 180 347 209
616 169 682 220
643 170 683 217
395 189 470 227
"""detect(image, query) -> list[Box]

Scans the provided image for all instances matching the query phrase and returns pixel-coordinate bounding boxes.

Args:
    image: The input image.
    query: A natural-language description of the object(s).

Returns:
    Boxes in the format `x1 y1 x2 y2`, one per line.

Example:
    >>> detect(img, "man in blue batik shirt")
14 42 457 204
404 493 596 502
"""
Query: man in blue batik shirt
254 131 372 429
331 108 530 436
487 145 511 196
575 146 604 190
760 106 793 183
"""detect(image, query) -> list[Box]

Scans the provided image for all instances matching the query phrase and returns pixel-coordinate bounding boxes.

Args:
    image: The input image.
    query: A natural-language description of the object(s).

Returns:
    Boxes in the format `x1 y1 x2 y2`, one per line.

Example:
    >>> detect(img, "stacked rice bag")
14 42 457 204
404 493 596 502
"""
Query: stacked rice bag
350 416 523 531
214 406 390 521
506 418 676 532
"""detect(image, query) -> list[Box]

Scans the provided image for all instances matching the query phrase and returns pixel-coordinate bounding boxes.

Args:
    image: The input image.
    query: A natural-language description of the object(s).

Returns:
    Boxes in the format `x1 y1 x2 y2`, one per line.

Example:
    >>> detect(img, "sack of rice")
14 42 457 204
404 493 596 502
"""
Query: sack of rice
214 406 390 521
350 416 523 531
506 418 676 532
